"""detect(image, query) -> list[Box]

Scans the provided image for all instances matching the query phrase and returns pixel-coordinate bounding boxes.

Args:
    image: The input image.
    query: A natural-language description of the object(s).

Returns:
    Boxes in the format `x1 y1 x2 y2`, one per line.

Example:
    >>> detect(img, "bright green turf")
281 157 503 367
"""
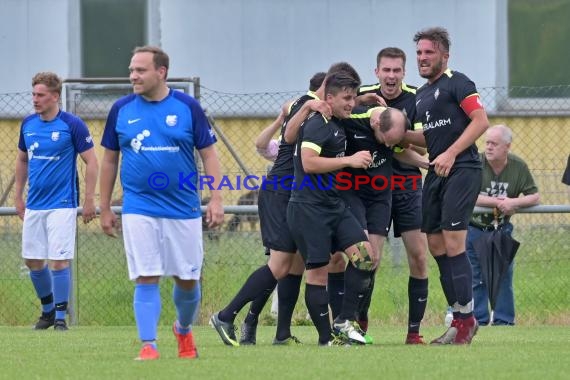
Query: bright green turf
2 325 569 380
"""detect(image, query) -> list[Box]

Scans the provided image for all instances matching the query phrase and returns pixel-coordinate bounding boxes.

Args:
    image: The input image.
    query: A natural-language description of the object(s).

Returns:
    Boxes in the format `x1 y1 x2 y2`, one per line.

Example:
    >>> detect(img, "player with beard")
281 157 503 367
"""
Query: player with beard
404 27 490 345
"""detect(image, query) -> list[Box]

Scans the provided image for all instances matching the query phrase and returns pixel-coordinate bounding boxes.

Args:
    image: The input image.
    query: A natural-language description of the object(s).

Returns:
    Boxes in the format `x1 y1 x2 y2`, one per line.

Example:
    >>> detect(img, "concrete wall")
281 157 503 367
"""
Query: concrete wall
1 0 502 94
0 0 75 93
161 0 502 93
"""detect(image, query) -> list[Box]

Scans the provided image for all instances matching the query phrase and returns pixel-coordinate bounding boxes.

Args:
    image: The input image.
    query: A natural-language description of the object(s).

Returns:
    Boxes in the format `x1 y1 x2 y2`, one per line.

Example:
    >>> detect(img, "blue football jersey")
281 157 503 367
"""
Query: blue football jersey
101 89 216 219
18 111 95 210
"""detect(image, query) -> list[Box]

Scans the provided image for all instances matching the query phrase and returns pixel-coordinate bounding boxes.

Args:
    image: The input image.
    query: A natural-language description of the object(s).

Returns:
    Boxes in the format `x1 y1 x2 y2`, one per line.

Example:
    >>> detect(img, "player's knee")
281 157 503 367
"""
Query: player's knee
348 241 375 271
268 252 294 278
345 263 373 291
289 254 306 275
305 262 329 285
49 259 70 271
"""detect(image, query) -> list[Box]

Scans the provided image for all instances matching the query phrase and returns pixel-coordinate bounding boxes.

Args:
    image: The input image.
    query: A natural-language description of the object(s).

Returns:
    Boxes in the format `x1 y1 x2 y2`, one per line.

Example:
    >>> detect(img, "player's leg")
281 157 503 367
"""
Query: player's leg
165 217 203 358
213 250 293 345
22 209 55 329
46 208 76 331
123 214 163 360
242 248 273 341
305 264 334 345
273 252 304 344
428 231 463 345
334 242 373 345
333 209 374 345
355 233 383 339
401 229 428 344
441 168 482 344
327 251 346 320
392 189 429 343
288 202 337 346
212 190 294 346
355 197 390 342
422 173 460 345
336 190 370 328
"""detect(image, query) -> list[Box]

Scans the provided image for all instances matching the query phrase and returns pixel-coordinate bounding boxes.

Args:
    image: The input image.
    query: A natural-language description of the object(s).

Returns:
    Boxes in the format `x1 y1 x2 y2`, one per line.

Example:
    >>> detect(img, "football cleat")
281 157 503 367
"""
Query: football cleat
405 332 426 345
53 319 68 331
333 319 366 345
135 344 160 361
320 332 351 347
272 335 302 345
453 317 479 345
239 321 257 345
172 323 198 358
430 319 459 345
210 312 239 347
34 310 55 330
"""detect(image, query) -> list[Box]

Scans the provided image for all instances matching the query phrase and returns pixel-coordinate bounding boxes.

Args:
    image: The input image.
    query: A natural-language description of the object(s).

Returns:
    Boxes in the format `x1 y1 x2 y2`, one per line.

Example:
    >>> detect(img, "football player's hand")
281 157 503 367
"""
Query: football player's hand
100 208 118 237
348 150 372 169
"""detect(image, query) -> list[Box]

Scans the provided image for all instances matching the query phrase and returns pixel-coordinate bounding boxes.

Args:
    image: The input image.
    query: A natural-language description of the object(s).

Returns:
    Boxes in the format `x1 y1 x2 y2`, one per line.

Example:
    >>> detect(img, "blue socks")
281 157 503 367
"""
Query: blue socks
52 267 70 320
134 283 161 343
31 265 71 319
30 266 54 313
173 282 201 334
134 282 199 344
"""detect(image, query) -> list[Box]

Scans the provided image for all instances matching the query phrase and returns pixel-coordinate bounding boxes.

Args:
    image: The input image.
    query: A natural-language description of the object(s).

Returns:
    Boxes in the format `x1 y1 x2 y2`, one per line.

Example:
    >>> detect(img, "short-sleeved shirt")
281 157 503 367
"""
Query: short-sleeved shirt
289 113 346 206
472 152 538 226
359 82 421 193
101 89 216 219
415 69 482 169
263 91 319 193
18 110 94 210
340 106 396 200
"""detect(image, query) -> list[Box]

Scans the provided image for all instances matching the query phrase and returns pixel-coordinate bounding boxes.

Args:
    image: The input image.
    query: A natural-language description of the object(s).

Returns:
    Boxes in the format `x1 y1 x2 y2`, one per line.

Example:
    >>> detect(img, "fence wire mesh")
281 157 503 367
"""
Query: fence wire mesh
0 83 569 326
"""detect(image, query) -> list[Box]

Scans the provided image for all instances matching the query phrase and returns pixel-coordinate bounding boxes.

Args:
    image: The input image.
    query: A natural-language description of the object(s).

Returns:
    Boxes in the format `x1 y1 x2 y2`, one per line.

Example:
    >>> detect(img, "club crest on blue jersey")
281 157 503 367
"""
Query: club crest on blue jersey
165 115 178 127
51 131 60 141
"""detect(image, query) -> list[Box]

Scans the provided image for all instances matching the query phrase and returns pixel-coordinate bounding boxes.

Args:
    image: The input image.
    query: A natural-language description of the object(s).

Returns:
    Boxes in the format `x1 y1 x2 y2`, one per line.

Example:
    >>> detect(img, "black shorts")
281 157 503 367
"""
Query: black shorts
421 167 481 234
287 201 367 266
391 190 422 237
341 190 391 236
258 190 296 253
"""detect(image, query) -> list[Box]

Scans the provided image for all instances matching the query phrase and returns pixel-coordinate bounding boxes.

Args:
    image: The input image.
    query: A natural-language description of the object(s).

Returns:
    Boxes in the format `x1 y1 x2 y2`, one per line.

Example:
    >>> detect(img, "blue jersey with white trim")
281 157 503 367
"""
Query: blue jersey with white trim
18 110 94 210
101 89 216 219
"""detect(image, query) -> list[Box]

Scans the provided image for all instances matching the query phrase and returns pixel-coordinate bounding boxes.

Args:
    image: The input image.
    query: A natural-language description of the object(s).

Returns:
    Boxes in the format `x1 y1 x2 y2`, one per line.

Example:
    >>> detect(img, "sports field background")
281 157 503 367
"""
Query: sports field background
0 85 569 327
2 325 569 379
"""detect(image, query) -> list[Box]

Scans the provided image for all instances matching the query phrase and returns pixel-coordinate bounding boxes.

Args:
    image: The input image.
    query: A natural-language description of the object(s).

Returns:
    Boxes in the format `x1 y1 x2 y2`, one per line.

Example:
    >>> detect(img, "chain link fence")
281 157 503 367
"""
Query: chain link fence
0 82 569 327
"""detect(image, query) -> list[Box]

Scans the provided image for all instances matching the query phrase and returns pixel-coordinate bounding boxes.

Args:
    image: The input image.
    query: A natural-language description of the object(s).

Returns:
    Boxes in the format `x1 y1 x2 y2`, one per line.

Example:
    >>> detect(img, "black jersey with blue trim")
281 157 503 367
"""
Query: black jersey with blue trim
264 91 319 193
414 69 481 169
289 112 346 206
359 83 421 192
340 106 395 200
